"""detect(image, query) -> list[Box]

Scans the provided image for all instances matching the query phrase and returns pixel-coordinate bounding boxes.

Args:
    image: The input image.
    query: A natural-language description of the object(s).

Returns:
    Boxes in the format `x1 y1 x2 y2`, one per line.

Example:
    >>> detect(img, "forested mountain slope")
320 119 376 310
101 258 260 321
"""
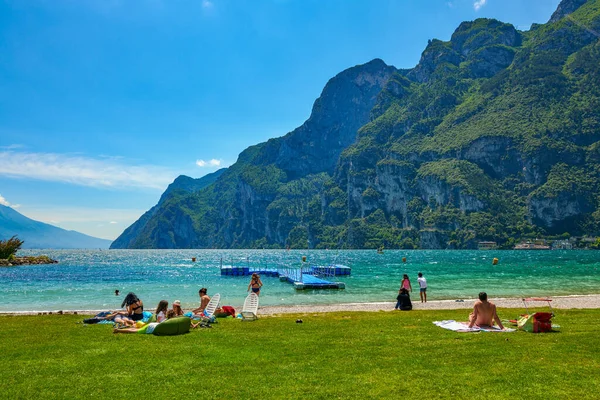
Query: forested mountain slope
112 0 600 249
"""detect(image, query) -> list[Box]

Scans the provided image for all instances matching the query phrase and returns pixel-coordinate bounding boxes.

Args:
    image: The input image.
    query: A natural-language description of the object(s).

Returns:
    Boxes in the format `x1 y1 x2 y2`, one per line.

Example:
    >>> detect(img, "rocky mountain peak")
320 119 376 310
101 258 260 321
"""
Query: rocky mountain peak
549 0 589 23
451 18 520 56
273 59 396 178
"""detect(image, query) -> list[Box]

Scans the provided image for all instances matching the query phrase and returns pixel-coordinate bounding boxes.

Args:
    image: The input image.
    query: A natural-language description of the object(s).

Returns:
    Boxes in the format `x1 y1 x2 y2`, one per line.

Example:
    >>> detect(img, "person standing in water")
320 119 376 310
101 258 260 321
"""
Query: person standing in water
417 272 427 303
247 273 263 296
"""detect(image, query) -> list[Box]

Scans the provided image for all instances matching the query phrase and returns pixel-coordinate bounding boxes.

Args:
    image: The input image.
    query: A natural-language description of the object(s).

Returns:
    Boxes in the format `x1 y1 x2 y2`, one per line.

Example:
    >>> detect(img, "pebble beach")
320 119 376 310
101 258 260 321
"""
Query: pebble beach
2 294 598 316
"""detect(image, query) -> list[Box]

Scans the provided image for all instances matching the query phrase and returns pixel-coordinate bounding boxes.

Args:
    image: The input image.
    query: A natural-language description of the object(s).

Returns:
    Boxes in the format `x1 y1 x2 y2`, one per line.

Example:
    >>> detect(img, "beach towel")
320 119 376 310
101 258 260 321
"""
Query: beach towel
433 320 515 332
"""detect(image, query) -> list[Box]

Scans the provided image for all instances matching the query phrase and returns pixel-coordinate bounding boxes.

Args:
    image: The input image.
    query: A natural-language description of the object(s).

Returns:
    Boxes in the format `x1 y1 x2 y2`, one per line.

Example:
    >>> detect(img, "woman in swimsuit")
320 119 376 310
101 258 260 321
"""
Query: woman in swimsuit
122 292 144 322
247 273 263 296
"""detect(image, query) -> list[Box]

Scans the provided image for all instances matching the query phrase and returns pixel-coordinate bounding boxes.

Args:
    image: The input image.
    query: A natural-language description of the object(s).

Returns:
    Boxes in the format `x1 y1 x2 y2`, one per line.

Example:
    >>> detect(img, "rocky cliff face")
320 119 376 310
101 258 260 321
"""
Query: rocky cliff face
274 59 396 178
549 0 589 23
112 0 600 249
529 191 594 230
110 169 224 249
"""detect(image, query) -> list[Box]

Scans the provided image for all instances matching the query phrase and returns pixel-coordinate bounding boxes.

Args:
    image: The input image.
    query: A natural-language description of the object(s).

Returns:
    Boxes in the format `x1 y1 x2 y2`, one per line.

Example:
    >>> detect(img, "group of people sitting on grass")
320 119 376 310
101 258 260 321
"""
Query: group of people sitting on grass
108 288 239 334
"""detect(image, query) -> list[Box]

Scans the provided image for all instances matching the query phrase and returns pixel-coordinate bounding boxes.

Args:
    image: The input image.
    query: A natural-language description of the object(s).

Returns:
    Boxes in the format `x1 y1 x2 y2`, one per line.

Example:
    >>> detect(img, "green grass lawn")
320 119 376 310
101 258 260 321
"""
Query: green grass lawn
1 309 599 399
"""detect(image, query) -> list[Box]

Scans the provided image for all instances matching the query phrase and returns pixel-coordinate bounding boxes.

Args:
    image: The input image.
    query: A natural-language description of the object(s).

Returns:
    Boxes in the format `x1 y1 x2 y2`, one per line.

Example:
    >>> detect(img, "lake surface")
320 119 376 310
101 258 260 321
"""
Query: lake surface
1 249 599 312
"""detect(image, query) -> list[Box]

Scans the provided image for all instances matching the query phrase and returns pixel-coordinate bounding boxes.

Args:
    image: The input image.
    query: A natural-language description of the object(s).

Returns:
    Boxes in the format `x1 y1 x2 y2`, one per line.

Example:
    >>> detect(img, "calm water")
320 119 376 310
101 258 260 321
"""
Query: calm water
1 249 599 312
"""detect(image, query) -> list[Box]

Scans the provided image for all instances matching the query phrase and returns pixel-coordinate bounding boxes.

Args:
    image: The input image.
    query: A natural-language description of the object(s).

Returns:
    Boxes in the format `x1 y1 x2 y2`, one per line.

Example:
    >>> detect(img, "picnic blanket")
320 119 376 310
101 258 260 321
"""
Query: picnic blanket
433 320 515 332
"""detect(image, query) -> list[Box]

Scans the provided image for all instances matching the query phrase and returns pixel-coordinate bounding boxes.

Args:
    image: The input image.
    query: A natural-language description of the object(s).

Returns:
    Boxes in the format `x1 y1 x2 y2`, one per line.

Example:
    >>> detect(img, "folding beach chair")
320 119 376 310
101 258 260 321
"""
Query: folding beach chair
241 293 259 321
204 293 221 319
192 293 220 327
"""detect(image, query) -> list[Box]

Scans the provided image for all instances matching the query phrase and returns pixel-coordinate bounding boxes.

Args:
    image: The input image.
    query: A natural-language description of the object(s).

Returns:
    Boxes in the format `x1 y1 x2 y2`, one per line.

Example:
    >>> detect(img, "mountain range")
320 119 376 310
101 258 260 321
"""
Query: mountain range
0 205 112 249
112 0 600 250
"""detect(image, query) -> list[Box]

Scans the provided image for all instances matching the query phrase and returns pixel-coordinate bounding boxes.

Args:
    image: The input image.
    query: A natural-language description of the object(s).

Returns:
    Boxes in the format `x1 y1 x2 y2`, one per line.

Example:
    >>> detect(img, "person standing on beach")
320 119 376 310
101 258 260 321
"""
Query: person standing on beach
400 274 412 293
417 272 427 303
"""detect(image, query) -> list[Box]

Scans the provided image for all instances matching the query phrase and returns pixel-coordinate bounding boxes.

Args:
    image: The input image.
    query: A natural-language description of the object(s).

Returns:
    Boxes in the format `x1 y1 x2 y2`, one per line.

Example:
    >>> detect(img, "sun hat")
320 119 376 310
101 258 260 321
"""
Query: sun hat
173 300 181 306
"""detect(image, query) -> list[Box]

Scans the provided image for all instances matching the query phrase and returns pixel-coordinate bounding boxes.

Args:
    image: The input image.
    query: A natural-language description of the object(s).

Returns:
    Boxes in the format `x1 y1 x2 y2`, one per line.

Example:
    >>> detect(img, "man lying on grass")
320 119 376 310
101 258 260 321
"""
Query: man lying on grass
468 292 505 330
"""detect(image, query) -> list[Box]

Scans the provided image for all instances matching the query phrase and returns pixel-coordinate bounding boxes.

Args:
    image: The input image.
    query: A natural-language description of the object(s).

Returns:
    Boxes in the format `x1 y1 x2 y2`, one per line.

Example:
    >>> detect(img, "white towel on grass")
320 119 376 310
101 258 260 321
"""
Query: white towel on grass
433 320 515 332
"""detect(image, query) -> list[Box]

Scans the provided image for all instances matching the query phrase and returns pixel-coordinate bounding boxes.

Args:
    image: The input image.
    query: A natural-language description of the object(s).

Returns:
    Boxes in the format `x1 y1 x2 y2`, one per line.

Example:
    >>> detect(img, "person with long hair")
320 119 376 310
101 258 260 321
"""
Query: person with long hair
122 292 144 322
247 273 263 296
400 274 412 293
172 300 184 316
154 300 169 323
114 307 175 334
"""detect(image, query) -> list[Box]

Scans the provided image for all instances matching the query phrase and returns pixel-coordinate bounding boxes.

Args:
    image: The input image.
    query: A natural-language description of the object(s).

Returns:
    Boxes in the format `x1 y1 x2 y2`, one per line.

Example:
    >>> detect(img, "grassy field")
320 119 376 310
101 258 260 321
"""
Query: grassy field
1 309 599 399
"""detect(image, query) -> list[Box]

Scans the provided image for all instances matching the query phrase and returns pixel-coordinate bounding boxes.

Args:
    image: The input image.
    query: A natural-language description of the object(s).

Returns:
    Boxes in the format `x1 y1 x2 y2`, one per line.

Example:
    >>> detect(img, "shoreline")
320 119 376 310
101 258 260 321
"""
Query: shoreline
1 294 599 316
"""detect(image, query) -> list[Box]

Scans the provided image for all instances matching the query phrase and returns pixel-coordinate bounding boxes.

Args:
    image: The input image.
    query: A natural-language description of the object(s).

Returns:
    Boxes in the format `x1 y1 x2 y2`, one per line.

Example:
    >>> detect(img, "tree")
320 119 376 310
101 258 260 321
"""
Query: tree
0 235 24 259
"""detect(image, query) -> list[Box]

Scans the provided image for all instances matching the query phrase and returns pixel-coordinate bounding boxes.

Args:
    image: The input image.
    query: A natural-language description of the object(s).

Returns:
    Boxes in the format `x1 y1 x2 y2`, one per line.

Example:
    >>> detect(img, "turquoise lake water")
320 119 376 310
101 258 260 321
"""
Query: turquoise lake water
1 249 599 312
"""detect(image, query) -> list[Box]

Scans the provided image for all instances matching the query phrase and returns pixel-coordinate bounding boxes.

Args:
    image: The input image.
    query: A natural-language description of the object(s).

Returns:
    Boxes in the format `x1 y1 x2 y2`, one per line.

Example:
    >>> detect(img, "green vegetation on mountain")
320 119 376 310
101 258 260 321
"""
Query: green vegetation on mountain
112 0 600 250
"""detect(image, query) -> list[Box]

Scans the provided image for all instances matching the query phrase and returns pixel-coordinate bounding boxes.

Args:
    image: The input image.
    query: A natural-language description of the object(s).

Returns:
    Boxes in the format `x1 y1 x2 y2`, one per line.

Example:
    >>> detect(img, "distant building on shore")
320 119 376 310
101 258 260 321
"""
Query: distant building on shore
477 241 498 250
514 239 550 250
552 239 573 250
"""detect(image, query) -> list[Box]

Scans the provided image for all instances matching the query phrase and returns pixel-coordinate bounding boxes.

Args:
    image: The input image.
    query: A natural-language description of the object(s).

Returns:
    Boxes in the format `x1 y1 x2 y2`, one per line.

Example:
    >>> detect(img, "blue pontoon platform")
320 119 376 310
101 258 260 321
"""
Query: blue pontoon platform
278 267 345 290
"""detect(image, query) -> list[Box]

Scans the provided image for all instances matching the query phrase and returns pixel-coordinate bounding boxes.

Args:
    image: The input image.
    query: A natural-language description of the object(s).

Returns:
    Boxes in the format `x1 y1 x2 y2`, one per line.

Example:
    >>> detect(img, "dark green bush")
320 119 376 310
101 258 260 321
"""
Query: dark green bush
0 236 24 259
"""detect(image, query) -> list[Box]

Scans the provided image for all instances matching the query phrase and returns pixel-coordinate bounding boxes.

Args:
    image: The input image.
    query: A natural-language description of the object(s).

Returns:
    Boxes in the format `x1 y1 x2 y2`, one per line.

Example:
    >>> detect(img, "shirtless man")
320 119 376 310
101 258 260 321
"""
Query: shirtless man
468 292 505 330
192 288 211 315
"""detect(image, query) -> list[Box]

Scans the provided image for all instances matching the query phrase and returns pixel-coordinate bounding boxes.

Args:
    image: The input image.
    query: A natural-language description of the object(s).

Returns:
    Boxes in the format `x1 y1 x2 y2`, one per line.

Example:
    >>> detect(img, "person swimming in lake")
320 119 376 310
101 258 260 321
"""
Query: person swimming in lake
247 273 263 296
400 274 412 293
468 292 505 330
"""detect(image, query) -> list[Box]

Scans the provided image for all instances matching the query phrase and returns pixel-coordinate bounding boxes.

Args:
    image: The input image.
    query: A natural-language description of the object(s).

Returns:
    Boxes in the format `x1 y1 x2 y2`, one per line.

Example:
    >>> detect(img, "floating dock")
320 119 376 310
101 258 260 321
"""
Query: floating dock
278 267 346 290
220 266 280 277
310 264 351 276
221 265 351 277
218 258 348 290
280 273 345 290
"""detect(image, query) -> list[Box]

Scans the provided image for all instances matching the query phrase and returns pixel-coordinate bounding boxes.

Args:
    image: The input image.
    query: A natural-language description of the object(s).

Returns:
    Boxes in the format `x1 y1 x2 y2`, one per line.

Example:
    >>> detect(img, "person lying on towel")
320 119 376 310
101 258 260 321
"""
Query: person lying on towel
113 302 171 334
468 292 505 330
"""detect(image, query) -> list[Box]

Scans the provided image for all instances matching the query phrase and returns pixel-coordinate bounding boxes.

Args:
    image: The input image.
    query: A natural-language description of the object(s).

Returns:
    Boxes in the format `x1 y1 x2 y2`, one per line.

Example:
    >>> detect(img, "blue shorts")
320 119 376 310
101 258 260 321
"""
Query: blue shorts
420 288 427 293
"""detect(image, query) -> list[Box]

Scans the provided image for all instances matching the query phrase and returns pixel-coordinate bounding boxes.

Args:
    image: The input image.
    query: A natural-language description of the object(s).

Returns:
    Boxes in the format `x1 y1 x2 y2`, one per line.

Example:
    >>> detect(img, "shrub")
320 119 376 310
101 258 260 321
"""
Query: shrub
0 235 24 259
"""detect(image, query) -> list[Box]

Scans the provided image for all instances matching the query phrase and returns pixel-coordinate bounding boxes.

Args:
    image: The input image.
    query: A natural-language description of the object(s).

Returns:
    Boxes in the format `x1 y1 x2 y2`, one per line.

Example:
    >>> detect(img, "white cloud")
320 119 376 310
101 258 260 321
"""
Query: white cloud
0 144 24 150
110 221 118 224
202 0 213 9
0 194 10 206
0 150 177 190
196 159 222 167
474 0 487 11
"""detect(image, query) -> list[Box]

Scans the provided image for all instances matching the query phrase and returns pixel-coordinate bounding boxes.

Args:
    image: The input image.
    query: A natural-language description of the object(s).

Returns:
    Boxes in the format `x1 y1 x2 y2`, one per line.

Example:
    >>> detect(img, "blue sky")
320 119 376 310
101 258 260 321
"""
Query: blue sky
0 0 561 240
